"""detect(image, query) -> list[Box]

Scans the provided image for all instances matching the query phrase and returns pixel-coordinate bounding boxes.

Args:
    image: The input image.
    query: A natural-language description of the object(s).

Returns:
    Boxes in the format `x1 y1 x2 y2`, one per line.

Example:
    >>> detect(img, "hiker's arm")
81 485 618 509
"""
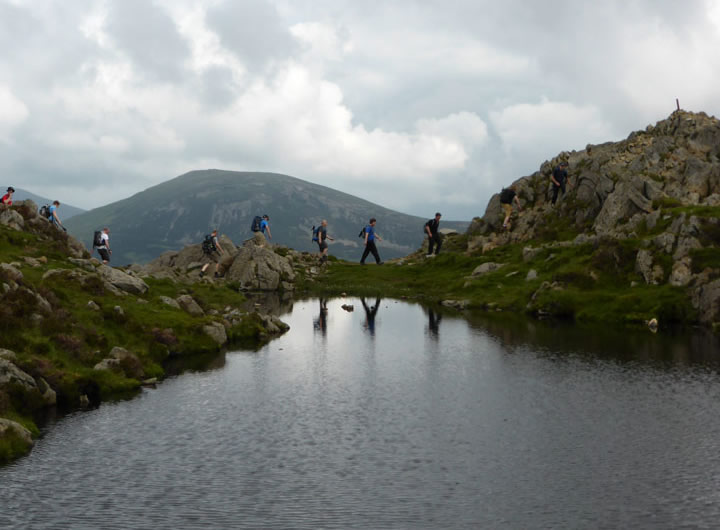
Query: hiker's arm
514 196 522 210
364 232 369 244
425 225 432 237
216 242 224 254
54 211 62 225
266 226 272 239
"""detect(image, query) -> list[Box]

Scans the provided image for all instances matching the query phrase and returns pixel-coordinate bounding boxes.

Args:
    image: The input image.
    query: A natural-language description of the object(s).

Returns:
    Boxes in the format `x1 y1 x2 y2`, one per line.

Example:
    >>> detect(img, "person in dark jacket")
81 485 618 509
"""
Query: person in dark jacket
551 161 570 205
424 212 442 257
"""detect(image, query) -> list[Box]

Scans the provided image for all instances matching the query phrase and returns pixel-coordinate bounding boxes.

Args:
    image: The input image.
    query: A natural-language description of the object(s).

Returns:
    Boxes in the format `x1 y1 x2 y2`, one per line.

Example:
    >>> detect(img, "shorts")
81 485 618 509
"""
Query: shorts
201 251 219 264
501 203 513 216
318 241 328 252
97 248 110 262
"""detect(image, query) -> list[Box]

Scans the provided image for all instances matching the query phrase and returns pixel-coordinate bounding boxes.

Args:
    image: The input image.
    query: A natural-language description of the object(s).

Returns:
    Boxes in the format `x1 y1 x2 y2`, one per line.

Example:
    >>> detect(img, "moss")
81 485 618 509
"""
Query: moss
0 425 33 464
653 197 683 209
690 248 720 274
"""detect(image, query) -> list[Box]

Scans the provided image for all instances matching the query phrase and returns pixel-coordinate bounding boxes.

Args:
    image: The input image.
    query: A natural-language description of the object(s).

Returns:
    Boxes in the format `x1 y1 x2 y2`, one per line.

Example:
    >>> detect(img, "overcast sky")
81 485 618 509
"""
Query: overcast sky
1 0 719 220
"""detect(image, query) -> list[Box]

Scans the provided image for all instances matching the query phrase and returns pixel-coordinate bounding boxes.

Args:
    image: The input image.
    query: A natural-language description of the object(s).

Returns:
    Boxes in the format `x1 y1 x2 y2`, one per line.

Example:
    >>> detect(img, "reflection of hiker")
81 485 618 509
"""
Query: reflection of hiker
95 227 111 264
551 161 570 205
500 185 522 230
361 297 381 336
48 201 66 231
200 229 224 278
313 298 328 336
316 219 334 264
424 212 442 257
2 186 14 206
360 218 383 265
428 308 442 338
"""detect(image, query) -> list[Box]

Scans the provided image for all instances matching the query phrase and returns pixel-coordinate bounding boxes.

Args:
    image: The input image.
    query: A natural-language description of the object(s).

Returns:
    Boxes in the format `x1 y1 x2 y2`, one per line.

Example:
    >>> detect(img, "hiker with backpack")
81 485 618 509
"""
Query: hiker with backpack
551 161 570 205
200 229 224 278
424 212 442 257
313 219 334 264
251 214 272 240
2 187 14 206
360 218 383 265
93 228 112 264
500 185 522 230
47 201 66 231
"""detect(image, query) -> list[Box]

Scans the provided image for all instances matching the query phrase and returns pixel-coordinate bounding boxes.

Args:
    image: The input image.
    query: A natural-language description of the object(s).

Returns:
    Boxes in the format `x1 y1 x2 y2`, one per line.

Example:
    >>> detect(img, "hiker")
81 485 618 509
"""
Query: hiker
500 185 522 230
360 218 383 265
361 297 381 336
316 219 334 264
95 227 111 264
1 186 14 206
424 212 442 257
260 215 272 240
551 161 570 205
199 229 224 278
48 201 66 231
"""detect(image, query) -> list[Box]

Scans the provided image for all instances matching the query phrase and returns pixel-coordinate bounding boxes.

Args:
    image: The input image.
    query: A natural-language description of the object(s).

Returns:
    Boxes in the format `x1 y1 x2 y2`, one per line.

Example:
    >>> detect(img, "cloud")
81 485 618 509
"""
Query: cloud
0 85 29 138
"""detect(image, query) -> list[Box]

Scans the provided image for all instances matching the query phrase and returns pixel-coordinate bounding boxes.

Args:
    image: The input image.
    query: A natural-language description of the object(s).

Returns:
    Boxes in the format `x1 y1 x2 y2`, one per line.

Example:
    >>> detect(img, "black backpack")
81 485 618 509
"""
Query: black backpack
92 230 103 247
39 204 50 218
358 226 366 238
201 234 216 254
250 216 263 232
500 188 515 204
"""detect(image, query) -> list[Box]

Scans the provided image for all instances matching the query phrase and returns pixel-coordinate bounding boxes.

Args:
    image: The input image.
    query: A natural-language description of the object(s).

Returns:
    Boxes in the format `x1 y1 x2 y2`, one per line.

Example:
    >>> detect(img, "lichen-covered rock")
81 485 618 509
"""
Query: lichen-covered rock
176 294 204 316
159 296 180 309
0 358 37 391
0 208 25 230
472 262 504 276
93 347 144 379
693 279 720 325
225 240 295 291
203 322 228 345
97 265 149 295
0 418 34 456
0 263 23 283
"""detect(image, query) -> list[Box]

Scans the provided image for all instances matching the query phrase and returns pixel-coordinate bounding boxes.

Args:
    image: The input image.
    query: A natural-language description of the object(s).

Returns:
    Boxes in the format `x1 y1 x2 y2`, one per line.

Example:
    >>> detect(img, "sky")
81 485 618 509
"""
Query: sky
1 0 719 220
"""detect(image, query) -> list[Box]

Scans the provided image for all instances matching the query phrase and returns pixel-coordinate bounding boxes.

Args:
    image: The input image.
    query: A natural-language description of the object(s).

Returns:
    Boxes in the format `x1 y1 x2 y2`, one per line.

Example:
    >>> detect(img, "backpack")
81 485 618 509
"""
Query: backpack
358 226 366 238
250 215 263 232
201 234 216 254
92 230 103 248
500 188 515 204
311 225 320 242
39 204 50 218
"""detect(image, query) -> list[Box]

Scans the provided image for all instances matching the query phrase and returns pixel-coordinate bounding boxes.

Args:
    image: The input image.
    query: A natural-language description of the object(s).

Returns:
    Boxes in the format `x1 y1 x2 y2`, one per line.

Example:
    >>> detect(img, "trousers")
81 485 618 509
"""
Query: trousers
361 240 381 264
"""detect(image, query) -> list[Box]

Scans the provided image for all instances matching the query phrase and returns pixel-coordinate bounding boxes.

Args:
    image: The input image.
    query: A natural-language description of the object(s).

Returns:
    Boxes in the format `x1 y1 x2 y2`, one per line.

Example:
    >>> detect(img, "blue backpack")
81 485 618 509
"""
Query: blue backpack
312 225 320 242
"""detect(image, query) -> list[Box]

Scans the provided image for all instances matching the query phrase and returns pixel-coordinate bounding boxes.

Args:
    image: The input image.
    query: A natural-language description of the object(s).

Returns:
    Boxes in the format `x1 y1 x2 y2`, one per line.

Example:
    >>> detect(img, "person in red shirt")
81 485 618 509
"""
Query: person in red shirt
1 186 14 206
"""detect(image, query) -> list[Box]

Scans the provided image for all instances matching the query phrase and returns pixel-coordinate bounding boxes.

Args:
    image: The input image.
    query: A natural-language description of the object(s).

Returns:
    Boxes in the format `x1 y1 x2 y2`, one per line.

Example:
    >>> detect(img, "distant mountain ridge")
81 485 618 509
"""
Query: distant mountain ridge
11 188 85 219
65 171 468 264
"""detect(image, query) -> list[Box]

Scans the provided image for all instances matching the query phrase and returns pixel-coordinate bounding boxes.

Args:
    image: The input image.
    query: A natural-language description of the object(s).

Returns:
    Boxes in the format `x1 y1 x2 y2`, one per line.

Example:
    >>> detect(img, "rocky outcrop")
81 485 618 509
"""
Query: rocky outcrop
472 110 720 327
225 238 296 291
176 294 204 316
93 347 144 379
203 322 228 345
97 265 149 295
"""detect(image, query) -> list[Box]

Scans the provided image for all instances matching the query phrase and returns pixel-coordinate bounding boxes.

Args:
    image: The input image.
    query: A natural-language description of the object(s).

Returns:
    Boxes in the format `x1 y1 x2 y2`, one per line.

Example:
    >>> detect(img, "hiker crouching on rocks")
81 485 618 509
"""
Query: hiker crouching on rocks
425 212 442 257
2 186 14 206
500 185 522 230
317 219 334 264
96 228 111 264
200 229 224 278
48 201 66 231
551 161 570 205
360 218 383 265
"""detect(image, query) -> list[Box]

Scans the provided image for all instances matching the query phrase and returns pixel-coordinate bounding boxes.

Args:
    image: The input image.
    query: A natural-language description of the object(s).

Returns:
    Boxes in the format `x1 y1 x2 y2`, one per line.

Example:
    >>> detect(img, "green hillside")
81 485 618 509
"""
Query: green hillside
65 171 468 265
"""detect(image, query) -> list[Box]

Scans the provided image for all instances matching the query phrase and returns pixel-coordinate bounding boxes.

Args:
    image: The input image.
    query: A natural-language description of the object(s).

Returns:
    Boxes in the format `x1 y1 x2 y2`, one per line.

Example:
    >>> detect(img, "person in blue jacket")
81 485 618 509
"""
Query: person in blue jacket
360 218 383 265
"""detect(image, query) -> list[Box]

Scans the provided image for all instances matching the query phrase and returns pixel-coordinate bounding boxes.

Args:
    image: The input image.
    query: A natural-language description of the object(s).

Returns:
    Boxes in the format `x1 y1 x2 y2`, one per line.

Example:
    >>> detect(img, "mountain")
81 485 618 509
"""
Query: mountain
10 188 85 220
65 171 468 264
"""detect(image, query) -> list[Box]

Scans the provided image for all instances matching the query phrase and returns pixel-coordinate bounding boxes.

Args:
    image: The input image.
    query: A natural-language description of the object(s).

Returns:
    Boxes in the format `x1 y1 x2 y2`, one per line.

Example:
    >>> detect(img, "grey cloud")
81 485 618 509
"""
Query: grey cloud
206 0 297 70
105 0 190 82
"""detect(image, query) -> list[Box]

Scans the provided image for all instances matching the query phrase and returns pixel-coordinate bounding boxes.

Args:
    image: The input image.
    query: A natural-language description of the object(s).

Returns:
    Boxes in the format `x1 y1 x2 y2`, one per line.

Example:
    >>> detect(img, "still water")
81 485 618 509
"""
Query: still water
2 298 720 529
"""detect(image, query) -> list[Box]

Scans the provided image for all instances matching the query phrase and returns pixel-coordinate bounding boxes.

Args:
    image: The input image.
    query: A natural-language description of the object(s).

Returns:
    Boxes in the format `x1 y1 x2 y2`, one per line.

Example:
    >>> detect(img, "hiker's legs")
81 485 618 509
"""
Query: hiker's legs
360 245 371 264
433 233 442 254
502 203 512 227
428 236 435 255
551 184 560 205
368 241 381 263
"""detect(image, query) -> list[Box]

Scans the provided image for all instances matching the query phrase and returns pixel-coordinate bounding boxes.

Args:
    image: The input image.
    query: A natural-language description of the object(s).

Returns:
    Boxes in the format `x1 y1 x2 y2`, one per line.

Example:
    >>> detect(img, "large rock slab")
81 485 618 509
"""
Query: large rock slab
0 208 25 230
225 241 295 291
693 279 720 325
176 294 204 316
0 358 37 391
97 265 149 295
203 322 228 345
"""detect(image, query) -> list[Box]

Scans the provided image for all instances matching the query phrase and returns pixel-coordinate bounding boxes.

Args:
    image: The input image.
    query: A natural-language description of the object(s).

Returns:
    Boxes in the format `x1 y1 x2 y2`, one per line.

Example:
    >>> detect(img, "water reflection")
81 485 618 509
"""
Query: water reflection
360 297 381 336
425 307 442 339
313 298 329 337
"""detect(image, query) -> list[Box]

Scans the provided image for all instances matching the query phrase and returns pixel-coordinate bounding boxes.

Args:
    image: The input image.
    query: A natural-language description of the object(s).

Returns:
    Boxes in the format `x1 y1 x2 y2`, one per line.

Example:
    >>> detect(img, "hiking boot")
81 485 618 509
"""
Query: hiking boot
199 270 205 277
214 272 220 278
378 261 384 265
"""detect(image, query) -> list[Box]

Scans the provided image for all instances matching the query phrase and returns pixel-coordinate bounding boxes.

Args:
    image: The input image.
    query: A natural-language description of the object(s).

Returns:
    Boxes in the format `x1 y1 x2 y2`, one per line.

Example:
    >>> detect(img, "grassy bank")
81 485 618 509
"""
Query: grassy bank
301 233 697 326
0 220 277 463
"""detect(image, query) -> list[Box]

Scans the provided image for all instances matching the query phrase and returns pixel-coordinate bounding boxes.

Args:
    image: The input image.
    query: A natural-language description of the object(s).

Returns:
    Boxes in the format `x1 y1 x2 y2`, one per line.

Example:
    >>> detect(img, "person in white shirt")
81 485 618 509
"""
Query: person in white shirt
97 227 111 264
